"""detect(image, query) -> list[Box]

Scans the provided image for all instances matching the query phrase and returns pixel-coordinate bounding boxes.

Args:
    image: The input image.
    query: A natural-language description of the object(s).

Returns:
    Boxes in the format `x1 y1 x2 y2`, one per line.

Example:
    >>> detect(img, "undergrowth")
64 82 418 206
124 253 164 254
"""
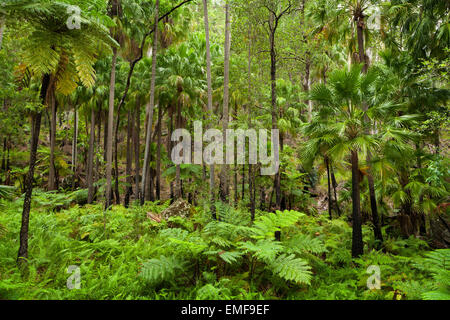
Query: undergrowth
0 197 448 300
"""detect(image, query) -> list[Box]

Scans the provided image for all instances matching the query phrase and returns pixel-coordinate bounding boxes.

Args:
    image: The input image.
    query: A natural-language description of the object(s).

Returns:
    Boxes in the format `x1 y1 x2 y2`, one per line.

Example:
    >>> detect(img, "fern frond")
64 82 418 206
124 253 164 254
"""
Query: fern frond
139 255 186 285
238 239 283 263
269 254 312 285
286 234 327 255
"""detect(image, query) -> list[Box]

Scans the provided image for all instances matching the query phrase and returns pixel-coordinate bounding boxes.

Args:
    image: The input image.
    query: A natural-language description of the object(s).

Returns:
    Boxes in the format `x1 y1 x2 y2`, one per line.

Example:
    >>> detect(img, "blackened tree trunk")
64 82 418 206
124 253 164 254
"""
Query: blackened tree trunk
17 74 50 264
330 164 341 216
351 150 363 257
270 26 281 210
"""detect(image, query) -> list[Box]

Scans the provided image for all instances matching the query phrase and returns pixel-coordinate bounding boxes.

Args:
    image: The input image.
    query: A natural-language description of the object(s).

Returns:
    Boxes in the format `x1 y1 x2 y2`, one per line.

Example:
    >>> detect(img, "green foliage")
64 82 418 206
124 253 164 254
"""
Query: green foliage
139 255 186 286
419 249 450 300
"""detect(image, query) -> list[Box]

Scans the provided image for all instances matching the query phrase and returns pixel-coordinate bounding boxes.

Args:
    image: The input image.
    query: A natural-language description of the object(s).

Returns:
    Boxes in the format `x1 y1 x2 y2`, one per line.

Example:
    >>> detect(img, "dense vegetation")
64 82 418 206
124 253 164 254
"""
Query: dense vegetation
0 0 449 300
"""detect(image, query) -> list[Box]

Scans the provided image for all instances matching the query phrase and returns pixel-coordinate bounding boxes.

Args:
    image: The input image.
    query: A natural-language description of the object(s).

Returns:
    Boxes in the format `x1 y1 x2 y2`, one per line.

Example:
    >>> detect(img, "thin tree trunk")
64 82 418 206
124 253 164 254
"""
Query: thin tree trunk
48 91 57 190
175 102 182 199
134 98 141 201
203 0 216 218
105 47 117 210
87 106 96 204
325 156 332 220
72 103 78 190
17 74 50 264
95 109 101 200
141 0 159 205
124 109 133 208
330 163 341 216
269 12 281 211
247 19 256 220
351 150 363 257
219 2 231 203
113 122 121 205
156 104 162 200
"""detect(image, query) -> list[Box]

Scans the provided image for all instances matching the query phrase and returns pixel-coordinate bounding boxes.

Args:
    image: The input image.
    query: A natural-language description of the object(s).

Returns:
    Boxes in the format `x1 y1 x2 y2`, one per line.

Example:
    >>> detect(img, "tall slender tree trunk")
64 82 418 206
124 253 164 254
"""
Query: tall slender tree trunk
175 102 182 199
113 123 121 204
87 106 96 204
134 98 141 201
203 0 216 218
95 109 101 200
124 109 133 207
18 74 50 264
351 150 363 257
156 104 162 200
141 0 159 205
105 47 118 210
72 103 78 190
103 109 108 162
168 111 174 202
270 26 281 211
247 19 256 220
48 91 57 190
219 2 231 203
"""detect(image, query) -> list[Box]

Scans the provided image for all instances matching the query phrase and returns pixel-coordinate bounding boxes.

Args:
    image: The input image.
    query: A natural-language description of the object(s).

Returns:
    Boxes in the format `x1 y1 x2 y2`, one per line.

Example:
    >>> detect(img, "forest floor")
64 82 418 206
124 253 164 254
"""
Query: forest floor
1 194 447 300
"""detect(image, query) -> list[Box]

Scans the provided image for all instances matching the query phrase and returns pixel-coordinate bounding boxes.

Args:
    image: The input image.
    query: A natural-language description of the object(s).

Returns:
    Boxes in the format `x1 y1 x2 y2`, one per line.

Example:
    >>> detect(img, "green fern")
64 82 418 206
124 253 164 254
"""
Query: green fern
251 210 305 239
421 249 450 300
285 234 327 255
269 254 312 285
238 239 283 263
139 255 186 285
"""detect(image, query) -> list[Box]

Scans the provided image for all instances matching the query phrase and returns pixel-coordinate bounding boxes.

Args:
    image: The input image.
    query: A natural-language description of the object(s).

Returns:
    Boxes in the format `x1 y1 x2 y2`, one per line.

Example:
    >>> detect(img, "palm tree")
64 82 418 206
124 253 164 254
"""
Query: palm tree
308 64 382 257
5 0 117 263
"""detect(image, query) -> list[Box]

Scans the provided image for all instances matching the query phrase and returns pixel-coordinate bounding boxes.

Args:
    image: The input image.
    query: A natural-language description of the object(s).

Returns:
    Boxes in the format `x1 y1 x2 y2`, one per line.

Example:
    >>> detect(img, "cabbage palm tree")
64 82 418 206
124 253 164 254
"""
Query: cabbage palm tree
308 64 381 257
